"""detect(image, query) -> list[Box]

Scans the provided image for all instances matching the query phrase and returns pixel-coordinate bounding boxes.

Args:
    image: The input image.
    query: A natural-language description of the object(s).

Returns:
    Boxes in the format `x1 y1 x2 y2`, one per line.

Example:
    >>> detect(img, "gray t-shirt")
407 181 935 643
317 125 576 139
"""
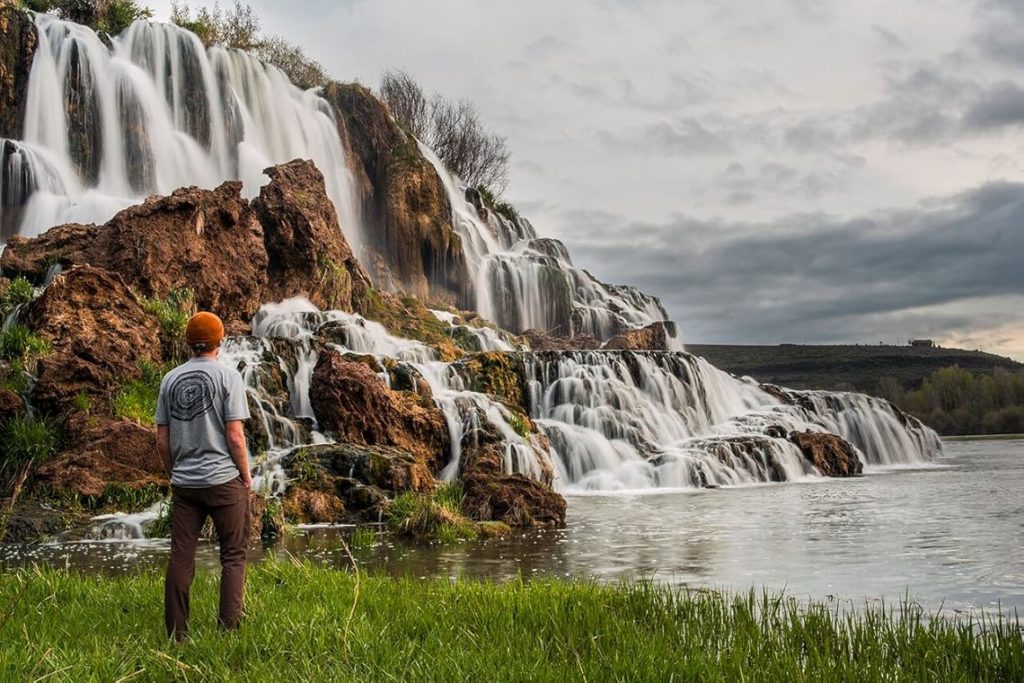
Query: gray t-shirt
155 357 251 488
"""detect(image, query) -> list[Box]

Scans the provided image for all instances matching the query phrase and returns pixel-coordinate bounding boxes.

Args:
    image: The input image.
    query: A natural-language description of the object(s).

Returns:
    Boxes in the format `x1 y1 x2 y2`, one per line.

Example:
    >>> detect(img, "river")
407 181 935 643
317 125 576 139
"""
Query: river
2 438 1021 613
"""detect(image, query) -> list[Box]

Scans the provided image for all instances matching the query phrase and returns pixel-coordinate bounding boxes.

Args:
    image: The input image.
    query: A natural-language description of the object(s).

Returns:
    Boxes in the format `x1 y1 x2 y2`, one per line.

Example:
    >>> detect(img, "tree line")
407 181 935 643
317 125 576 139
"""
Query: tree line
875 365 1024 436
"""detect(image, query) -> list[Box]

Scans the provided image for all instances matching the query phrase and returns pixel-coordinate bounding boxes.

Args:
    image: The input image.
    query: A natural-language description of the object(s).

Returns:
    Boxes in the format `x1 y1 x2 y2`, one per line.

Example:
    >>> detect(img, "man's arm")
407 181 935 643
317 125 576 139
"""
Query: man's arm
157 425 172 479
225 420 251 488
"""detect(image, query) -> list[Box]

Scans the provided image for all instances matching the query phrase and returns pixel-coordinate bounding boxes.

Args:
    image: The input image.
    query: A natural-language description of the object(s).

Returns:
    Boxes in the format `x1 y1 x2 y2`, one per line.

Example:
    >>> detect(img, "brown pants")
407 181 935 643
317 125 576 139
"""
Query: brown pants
164 477 249 639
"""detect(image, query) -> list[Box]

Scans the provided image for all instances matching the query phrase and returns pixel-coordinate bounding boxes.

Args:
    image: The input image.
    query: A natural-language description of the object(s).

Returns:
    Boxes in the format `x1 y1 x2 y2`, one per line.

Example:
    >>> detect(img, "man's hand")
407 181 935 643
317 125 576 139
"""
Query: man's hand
225 420 251 489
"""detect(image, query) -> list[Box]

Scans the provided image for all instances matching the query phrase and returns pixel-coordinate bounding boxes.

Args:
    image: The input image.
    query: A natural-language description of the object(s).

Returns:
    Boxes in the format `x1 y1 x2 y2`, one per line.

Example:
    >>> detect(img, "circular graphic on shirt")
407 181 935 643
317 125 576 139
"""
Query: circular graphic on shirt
168 370 216 422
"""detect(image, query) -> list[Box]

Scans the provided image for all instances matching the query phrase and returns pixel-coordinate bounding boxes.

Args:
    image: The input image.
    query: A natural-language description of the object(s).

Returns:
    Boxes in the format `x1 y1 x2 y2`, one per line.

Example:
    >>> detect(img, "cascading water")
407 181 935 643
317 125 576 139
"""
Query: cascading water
0 13 361 249
416 142 673 341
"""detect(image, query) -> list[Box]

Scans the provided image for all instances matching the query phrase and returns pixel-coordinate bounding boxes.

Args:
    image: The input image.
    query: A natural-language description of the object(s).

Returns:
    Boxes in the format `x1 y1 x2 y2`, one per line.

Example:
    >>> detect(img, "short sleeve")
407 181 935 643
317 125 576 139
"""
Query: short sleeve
155 375 169 425
223 370 251 422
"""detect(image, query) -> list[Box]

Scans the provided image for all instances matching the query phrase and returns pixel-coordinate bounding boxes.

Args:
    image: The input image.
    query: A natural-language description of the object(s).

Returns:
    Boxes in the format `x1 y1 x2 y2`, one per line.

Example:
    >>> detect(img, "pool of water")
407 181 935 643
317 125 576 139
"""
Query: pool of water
3 438 1022 613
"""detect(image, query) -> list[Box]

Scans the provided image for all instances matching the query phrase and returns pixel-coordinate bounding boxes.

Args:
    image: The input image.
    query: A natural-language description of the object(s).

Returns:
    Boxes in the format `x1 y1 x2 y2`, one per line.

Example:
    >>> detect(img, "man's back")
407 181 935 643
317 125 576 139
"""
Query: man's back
156 356 249 488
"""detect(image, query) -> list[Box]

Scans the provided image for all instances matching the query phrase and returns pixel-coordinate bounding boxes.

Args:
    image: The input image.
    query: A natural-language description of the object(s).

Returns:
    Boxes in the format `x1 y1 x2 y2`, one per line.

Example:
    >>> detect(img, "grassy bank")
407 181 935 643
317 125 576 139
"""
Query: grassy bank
0 564 1020 681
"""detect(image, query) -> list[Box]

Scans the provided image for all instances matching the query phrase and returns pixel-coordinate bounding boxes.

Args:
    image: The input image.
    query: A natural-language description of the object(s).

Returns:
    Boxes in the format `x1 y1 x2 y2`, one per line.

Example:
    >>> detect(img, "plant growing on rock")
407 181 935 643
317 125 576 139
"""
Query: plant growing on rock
0 323 49 361
386 482 478 543
140 288 193 360
112 361 165 425
0 414 60 475
0 276 35 310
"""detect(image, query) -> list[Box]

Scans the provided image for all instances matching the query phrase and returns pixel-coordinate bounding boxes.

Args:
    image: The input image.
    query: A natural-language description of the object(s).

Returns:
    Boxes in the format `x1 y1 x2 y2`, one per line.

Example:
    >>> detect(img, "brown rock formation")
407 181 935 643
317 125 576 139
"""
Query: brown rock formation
2 181 269 328
33 415 164 498
521 328 600 352
603 322 673 351
0 387 24 422
252 159 372 312
789 430 863 477
0 6 36 141
310 348 449 471
323 82 470 306
461 472 566 528
22 265 163 416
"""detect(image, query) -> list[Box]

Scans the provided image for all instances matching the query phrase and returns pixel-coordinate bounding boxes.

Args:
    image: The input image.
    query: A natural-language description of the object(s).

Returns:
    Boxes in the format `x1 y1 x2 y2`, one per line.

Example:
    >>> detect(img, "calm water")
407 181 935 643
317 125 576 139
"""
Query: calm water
3 439 1022 612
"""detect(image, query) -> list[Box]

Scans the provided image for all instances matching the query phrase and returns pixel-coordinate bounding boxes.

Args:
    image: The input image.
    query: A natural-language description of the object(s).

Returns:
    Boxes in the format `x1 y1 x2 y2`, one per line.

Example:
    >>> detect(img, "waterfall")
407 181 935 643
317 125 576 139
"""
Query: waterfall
416 142 674 342
1 14 361 250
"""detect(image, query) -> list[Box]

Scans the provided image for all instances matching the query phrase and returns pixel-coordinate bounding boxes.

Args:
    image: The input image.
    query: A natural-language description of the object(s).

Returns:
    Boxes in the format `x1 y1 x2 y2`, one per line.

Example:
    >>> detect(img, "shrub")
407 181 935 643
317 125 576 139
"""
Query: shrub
20 0 153 34
380 70 510 194
0 415 60 474
0 324 50 361
113 361 165 425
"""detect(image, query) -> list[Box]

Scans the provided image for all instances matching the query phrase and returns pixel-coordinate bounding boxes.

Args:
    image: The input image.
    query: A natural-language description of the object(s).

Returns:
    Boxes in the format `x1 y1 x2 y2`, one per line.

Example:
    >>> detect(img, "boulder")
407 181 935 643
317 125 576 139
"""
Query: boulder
323 82 471 306
789 430 863 477
282 442 434 522
2 181 269 329
32 415 164 498
460 472 566 528
22 266 163 416
253 159 373 312
0 6 36 142
310 349 449 471
603 322 673 351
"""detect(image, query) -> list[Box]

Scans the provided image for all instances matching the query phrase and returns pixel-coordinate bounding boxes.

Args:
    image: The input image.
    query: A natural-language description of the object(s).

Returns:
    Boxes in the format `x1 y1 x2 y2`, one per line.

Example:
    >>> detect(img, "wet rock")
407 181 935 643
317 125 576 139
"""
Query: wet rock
310 349 449 471
789 430 863 477
23 266 163 416
603 322 673 351
253 159 373 312
2 182 269 328
282 442 434 522
521 328 600 352
451 351 529 412
0 6 36 141
323 82 471 306
0 499 81 543
33 415 165 498
460 472 566 528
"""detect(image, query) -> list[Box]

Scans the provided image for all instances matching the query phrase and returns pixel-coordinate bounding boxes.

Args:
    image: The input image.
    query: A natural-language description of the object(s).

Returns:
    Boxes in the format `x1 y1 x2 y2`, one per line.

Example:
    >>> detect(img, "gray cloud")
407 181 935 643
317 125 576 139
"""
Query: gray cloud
598 118 732 155
557 182 1024 349
963 81 1024 130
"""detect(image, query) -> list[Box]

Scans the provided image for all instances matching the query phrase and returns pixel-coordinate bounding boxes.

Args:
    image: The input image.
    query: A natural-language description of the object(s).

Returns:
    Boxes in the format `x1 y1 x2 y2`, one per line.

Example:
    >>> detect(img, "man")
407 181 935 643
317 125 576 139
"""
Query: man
156 311 251 641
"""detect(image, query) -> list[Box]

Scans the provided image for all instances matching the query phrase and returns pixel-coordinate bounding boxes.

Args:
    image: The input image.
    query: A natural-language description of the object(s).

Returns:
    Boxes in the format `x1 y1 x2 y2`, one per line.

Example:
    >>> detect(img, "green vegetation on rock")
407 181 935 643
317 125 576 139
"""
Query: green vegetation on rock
0 323 49 361
112 361 166 426
0 564 1020 681
140 288 193 361
18 0 153 35
0 414 60 475
386 482 477 543
0 276 34 311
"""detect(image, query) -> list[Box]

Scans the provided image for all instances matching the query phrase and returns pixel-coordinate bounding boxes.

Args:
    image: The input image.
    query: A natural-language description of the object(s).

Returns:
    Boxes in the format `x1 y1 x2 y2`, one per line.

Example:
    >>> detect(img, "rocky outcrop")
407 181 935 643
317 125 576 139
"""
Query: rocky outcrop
281 443 434 522
0 6 36 141
603 322 674 351
451 351 529 412
789 430 863 477
22 265 163 416
33 415 164 498
461 472 566 528
2 181 269 329
521 328 600 352
253 159 373 312
0 387 23 422
323 82 470 306
310 348 449 471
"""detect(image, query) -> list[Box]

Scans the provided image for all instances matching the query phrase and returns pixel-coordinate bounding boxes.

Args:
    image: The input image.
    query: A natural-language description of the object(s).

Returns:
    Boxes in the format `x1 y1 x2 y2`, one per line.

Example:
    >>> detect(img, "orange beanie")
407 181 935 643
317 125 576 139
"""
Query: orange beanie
185 311 225 349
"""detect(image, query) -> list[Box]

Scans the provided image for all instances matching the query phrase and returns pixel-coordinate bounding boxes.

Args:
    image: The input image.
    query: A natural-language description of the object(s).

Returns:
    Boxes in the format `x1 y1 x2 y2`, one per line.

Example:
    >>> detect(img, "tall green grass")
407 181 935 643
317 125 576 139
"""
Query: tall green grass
113 361 167 425
0 323 49 361
386 481 478 542
0 563 1019 681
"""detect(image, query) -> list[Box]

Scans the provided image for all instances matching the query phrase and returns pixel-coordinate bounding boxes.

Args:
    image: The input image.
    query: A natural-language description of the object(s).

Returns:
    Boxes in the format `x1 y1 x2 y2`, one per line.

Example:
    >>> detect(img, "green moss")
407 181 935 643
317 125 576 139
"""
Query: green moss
112 361 167 426
506 411 531 439
317 254 353 309
0 324 50 361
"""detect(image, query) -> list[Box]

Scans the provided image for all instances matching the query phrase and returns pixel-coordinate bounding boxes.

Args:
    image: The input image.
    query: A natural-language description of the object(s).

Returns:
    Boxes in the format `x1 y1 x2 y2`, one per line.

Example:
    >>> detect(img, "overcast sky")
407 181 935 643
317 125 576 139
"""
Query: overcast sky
152 0 1024 359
